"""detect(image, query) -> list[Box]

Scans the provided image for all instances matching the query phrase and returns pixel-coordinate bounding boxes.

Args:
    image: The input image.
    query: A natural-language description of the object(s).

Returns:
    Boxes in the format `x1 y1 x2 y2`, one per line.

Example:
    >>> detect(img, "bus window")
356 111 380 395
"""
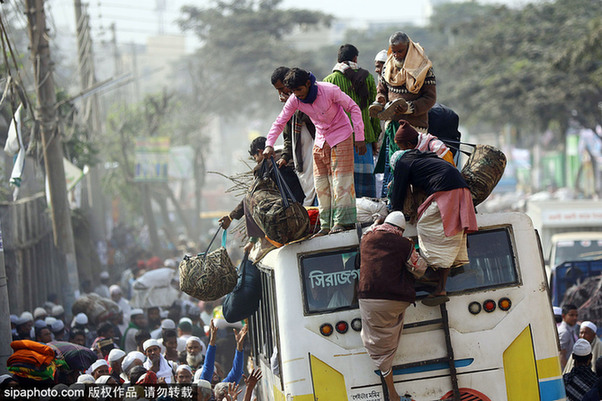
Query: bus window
249 268 281 377
300 248 359 315
446 228 519 293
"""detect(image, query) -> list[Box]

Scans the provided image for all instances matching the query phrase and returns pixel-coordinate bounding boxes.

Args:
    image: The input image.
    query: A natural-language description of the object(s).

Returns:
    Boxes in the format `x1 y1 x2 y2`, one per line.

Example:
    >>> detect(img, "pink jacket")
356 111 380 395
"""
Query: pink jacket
266 82 364 149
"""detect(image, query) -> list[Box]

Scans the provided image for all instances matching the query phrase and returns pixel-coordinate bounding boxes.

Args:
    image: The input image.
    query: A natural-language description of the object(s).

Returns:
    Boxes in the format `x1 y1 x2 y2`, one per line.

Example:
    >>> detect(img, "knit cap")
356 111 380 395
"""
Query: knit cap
395 120 419 144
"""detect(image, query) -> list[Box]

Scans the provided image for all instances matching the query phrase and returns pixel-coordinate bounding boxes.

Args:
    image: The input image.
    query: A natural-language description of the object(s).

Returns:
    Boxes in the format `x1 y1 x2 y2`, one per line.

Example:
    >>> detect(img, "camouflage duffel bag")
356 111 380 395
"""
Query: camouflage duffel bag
248 160 310 247
178 228 238 301
461 144 507 206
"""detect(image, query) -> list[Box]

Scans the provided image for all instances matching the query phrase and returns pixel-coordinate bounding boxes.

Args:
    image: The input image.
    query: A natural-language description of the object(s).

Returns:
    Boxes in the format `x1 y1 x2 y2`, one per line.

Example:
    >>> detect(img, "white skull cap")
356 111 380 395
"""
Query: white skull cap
572 338 592 356
581 321 597 333
385 211 406 230
375 49 388 62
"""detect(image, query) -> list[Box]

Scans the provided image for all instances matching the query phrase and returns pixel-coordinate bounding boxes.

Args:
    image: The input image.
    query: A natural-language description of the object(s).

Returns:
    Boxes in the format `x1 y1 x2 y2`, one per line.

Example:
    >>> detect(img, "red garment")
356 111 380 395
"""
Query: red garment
418 188 477 237
136 370 157 384
146 256 162 270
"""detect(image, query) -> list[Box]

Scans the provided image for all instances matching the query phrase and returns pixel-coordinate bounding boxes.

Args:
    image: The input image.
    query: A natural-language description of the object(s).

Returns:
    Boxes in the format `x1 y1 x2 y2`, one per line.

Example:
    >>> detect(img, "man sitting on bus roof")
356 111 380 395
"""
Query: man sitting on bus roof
563 338 598 401
358 211 425 401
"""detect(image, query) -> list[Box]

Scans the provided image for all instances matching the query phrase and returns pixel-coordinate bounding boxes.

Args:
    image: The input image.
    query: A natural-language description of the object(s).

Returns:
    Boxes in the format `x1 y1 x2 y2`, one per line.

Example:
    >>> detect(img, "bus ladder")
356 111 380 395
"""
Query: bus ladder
380 302 461 401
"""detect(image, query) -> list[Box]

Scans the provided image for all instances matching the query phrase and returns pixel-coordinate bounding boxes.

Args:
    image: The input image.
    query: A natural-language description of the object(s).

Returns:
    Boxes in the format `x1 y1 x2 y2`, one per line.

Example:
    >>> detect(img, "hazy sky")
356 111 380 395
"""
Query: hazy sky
46 0 529 50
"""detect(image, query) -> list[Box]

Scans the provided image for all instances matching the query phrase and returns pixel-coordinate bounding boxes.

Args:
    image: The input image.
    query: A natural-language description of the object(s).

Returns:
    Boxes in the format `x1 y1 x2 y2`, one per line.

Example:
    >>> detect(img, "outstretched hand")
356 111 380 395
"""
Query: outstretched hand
242 368 262 401
243 368 262 388
225 382 242 401
234 324 249 351
209 319 218 346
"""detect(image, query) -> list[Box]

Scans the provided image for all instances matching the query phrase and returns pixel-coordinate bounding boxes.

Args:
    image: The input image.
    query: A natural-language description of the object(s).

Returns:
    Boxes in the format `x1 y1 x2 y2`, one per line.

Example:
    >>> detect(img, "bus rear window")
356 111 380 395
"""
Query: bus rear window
300 248 359 314
446 228 519 293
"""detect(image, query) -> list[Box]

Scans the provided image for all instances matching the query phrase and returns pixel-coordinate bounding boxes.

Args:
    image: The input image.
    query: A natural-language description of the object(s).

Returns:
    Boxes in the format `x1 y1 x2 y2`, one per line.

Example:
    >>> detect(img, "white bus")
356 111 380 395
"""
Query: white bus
248 212 566 401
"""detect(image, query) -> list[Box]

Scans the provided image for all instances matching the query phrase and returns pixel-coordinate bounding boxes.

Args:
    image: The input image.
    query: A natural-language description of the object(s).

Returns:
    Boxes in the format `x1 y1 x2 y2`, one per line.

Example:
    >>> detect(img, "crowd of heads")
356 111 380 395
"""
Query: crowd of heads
4 255 259 400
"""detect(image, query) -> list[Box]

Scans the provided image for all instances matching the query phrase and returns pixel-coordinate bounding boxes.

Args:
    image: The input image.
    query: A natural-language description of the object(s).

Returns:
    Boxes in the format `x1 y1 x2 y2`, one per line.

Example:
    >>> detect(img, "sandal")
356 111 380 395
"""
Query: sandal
421 294 450 307
310 229 330 239
368 101 384 118
330 224 354 234
377 98 408 120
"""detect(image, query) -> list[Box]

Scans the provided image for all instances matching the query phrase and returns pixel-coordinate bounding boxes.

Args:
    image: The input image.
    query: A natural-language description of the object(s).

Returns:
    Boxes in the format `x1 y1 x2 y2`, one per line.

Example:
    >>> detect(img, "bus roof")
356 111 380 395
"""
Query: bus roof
257 212 533 270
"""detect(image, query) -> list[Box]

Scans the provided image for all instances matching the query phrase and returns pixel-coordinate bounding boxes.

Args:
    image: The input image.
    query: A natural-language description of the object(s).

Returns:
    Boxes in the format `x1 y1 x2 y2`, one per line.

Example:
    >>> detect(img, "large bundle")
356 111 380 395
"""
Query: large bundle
72 293 120 326
130 267 180 308
48 341 97 372
7 340 67 384
247 164 310 247
461 145 507 206
356 197 388 224
179 229 238 301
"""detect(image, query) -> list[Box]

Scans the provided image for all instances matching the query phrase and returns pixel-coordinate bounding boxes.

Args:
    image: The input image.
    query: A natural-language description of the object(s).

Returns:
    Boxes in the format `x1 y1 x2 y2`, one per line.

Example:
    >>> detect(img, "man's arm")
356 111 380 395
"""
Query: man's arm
406 68 436 117
223 325 248 384
389 157 411 211
265 97 299 156
376 75 389 104
219 201 244 229
278 120 294 167
200 320 217 382
243 368 262 401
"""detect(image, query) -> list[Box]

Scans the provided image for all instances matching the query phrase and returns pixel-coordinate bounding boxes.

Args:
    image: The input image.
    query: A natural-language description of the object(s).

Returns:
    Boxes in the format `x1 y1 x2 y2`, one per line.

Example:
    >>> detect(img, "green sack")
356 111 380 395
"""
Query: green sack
178 229 238 301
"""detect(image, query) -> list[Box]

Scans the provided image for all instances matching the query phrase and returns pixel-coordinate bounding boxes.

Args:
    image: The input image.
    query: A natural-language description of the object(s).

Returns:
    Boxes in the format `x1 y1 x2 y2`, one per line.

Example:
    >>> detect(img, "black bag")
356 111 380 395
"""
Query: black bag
222 252 262 323
428 103 461 156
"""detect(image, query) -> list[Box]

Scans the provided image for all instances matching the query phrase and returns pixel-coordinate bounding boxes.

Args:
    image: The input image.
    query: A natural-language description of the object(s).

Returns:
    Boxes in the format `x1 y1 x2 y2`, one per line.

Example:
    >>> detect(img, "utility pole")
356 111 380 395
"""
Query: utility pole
0 222 11 374
130 41 140 102
74 0 106 267
110 23 122 105
24 0 79 316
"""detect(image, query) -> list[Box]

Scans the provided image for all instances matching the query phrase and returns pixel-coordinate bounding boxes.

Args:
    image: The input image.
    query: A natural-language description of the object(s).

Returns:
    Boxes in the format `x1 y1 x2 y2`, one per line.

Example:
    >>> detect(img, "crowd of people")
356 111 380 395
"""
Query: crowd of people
5 255 261 401
221 29 469 401
7 28 597 401
555 305 602 400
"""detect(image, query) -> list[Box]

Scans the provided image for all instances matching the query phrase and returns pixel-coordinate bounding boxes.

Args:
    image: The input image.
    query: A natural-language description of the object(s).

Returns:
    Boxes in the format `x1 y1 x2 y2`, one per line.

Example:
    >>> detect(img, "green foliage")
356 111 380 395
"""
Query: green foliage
57 90 100 170
101 100 145 214
178 0 332 117
432 0 602 142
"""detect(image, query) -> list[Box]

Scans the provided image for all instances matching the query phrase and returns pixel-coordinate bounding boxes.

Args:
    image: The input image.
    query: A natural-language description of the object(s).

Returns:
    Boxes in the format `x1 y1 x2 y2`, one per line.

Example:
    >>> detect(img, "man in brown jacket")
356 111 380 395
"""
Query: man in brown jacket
358 211 424 401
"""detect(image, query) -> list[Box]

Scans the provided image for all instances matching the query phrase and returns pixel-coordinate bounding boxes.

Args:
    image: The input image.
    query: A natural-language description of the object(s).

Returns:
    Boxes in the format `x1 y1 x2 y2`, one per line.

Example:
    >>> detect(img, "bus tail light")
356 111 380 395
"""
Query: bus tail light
320 323 333 336
483 299 496 313
351 318 362 332
468 301 482 315
335 321 348 334
498 297 511 311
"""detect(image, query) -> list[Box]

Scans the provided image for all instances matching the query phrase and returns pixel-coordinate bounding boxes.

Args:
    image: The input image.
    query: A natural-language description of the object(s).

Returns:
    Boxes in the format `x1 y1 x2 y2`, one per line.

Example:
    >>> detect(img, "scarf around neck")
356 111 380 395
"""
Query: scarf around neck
298 72 318 104
333 61 370 108
383 40 432 94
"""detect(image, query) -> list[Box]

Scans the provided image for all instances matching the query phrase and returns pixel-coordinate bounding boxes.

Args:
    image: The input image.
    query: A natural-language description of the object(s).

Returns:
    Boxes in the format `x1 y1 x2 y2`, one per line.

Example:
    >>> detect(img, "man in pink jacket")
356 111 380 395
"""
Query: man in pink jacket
263 68 366 236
